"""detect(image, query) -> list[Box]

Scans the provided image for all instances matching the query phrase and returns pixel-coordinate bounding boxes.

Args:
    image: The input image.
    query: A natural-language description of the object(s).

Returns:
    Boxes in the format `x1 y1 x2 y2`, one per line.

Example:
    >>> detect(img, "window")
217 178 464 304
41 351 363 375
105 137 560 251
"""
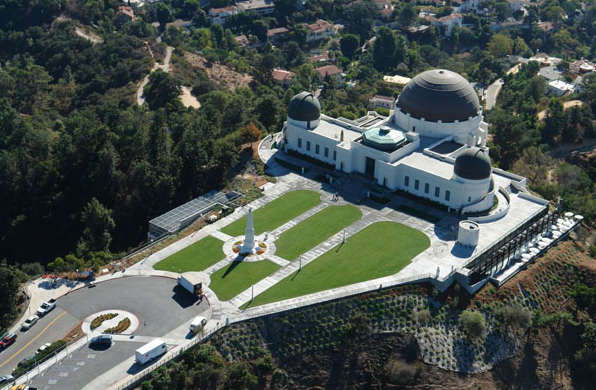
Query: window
468 196 471 202
424 183 430 194
298 138 302 148
315 144 320 154
324 147 329 157
435 187 440 197
404 176 410 187
412 126 416 132
414 179 419 190
445 190 451 201
333 150 337 160
306 141 311 151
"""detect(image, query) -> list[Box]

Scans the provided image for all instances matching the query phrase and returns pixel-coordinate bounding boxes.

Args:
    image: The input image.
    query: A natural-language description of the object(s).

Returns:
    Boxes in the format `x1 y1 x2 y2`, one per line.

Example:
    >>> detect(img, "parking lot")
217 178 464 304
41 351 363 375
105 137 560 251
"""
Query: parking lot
0 276 209 388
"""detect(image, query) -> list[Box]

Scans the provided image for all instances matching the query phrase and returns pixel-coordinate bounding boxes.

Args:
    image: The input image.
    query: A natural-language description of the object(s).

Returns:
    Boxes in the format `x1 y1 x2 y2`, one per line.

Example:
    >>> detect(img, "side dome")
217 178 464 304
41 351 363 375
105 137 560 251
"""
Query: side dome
454 147 492 180
288 91 321 121
397 69 480 122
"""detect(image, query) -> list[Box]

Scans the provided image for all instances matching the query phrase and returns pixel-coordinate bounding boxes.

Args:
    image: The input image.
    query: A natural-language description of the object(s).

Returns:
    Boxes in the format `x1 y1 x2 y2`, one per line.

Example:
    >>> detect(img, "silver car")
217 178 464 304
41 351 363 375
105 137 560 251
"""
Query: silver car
21 315 39 330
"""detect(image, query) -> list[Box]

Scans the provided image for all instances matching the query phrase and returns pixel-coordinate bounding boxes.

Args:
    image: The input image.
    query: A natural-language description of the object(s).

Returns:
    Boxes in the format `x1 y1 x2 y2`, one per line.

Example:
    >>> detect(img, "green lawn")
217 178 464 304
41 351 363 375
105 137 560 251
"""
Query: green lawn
153 235 225 273
209 260 281 301
275 205 362 260
220 190 321 237
244 221 430 308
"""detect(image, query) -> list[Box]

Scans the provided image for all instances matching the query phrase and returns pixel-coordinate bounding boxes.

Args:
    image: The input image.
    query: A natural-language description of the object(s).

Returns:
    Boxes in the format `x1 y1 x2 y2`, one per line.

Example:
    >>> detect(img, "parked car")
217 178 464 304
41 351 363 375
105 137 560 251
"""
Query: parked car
0 333 17 348
15 355 35 368
0 374 14 385
36 343 51 355
36 299 57 316
189 316 207 334
90 335 112 347
21 316 39 331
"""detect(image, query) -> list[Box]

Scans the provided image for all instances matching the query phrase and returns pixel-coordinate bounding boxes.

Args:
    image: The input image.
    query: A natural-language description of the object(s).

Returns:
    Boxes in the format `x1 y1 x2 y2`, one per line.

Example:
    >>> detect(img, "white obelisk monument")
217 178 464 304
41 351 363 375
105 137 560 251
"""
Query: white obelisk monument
240 208 256 254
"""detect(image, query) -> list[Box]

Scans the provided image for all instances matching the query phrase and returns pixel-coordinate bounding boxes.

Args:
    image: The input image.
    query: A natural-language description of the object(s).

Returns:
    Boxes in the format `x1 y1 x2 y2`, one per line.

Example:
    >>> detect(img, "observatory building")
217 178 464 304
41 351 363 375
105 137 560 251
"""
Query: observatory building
283 69 499 214
279 69 567 288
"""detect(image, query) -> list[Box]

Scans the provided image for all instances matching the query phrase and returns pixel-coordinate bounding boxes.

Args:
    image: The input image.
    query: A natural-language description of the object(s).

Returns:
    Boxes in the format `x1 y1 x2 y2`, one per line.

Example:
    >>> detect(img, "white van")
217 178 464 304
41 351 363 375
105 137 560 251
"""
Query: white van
135 339 167 365
189 316 207 334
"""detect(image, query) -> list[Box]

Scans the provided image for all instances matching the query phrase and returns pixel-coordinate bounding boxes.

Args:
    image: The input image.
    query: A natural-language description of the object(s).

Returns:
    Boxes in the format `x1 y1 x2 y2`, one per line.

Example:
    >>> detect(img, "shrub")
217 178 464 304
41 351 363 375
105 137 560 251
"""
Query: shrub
459 310 486 338
500 304 531 330
90 313 117 330
413 309 431 325
384 359 419 385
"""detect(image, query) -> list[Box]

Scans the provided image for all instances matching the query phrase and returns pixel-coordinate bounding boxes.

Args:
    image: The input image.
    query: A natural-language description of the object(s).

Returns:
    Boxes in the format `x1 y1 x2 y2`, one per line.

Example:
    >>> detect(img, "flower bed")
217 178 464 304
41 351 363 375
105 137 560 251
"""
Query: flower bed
90 313 117 330
105 317 131 334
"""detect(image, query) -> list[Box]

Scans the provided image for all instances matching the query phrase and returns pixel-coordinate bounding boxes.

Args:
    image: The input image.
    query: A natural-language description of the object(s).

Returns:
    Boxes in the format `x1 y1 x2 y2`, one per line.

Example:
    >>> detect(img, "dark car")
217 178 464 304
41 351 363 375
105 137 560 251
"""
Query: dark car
90 334 112 347
15 355 35 369
0 333 17 348
0 374 14 385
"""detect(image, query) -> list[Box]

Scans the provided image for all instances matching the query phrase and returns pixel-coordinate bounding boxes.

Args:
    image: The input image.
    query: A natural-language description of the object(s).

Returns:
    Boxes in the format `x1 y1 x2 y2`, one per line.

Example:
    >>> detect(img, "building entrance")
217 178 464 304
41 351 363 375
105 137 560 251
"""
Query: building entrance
365 157 375 177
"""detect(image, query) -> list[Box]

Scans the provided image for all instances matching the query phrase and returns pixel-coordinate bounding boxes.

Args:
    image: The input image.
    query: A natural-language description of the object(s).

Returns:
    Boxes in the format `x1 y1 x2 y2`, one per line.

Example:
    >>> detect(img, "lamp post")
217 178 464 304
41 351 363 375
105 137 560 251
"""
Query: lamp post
299 255 302 271
251 285 254 302
343 230 346 244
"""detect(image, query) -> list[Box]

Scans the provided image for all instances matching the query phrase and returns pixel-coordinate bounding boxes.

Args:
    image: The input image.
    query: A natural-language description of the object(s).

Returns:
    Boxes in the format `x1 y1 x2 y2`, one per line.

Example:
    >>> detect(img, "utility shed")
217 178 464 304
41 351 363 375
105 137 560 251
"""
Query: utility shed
148 190 243 239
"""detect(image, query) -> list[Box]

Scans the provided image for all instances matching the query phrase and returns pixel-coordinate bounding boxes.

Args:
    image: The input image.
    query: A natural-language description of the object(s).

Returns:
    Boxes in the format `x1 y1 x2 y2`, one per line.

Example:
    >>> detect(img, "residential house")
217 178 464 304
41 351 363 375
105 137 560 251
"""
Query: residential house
267 27 289 44
369 95 395 109
235 34 250 47
237 0 275 15
548 79 575 96
309 51 330 63
426 13 462 36
537 21 558 33
303 19 335 42
272 69 296 87
209 6 238 25
506 0 531 12
115 6 137 24
315 65 343 84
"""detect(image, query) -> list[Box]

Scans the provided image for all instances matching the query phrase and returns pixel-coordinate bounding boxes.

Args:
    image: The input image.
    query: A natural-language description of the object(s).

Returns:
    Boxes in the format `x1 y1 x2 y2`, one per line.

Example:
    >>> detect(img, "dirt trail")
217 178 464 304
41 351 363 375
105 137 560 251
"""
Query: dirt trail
137 45 173 106
179 86 201 109
184 52 252 91
537 100 584 120
74 26 103 44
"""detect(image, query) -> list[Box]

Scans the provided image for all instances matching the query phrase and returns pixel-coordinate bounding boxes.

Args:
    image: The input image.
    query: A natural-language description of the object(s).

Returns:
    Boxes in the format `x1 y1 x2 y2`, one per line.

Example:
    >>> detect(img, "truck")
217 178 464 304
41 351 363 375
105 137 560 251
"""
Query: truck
178 273 203 297
134 339 167 365
36 299 57 316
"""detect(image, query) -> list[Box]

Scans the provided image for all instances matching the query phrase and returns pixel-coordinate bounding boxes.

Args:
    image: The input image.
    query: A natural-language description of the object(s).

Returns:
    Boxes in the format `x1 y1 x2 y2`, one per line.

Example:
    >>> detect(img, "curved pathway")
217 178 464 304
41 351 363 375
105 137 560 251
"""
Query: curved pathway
136 45 173 106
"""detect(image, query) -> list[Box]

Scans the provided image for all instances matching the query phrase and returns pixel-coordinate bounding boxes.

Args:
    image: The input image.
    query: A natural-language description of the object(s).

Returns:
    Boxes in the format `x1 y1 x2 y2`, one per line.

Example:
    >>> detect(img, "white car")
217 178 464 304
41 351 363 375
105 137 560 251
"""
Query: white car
21 315 39 330
36 343 51 354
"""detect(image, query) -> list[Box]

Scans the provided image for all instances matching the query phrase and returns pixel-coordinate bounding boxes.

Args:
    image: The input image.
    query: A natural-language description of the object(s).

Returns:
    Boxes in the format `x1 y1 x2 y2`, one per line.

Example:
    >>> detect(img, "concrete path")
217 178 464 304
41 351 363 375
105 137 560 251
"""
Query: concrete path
136 45 173 106
484 78 503 110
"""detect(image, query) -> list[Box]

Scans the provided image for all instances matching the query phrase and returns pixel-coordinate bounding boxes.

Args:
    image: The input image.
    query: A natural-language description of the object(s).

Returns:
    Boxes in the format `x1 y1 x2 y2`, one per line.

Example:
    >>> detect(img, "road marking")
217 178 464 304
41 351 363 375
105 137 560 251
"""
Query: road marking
0 311 68 369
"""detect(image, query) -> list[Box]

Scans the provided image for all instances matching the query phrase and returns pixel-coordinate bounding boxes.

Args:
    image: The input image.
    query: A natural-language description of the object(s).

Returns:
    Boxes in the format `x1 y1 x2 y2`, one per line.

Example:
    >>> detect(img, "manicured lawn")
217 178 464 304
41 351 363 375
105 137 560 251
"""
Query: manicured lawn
275 205 362 260
209 260 281 301
153 235 225 273
220 190 321 237
244 221 430 308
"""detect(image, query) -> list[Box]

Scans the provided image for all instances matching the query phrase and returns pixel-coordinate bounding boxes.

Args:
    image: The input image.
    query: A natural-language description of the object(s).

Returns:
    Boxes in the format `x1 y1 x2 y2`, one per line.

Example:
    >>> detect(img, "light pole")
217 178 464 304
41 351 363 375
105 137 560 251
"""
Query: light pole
343 230 346 244
299 255 302 271
251 285 254 302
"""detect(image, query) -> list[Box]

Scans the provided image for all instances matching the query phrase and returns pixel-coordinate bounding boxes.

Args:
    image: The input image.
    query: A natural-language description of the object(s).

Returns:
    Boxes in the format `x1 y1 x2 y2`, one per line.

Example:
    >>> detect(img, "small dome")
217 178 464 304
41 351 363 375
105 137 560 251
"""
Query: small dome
397 69 480 122
454 147 492 180
288 92 321 121
362 126 406 151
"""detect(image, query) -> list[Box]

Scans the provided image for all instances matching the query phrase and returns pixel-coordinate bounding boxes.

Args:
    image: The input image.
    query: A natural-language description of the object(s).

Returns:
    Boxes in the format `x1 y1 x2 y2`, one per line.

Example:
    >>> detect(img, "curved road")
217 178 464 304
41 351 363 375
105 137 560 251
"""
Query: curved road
1 276 208 390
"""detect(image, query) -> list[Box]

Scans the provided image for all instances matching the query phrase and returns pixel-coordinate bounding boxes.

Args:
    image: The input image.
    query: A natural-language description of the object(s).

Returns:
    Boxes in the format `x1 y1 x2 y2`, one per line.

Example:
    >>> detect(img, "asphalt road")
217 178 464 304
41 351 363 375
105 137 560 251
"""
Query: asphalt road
484 78 503 110
0 276 208 387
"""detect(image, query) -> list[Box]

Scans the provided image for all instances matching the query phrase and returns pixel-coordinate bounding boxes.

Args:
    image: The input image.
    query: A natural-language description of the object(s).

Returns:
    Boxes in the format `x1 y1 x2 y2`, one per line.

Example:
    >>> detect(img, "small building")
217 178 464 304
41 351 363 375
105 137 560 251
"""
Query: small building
235 34 250 47
506 0 530 12
383 75 412 87
237 0 275 15
369 95 396 109
209 6 238 25
303 19 335 42
548 80 575 96
267 27 289 44
435 13 463 36
537 21 558 33
309 51 330 63
272 68 296 87
315 65 343 83
115 6 137 24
